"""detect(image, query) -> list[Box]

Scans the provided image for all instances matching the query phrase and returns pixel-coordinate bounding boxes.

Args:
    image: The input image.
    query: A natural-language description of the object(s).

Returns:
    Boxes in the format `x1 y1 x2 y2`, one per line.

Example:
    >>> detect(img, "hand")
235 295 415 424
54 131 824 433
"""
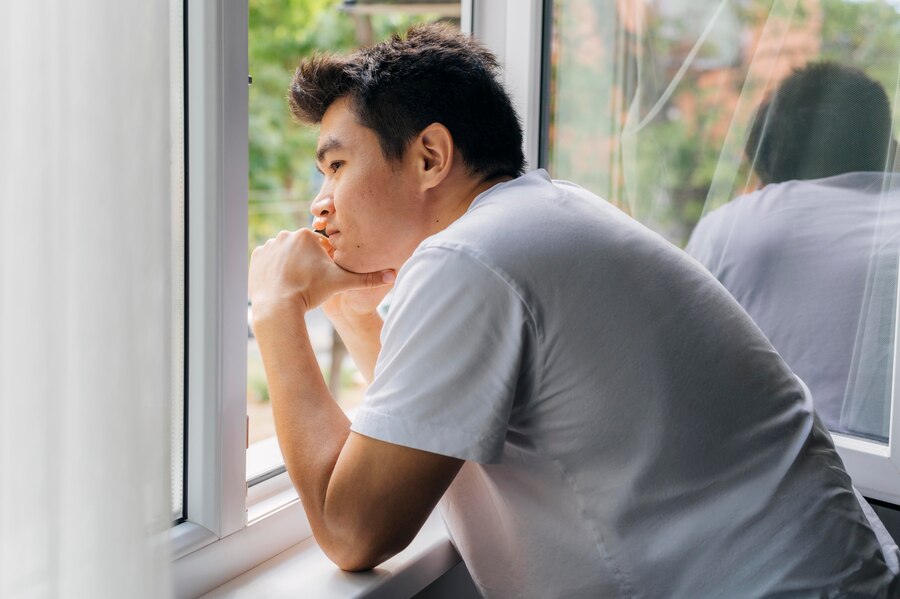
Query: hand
248 229 395 322
318 238 394 323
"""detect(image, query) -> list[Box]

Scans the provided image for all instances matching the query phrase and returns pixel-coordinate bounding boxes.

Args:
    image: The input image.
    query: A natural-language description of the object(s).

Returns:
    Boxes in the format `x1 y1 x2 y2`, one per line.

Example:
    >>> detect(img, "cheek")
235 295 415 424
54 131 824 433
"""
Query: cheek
334 168 410 260
345 180 392 232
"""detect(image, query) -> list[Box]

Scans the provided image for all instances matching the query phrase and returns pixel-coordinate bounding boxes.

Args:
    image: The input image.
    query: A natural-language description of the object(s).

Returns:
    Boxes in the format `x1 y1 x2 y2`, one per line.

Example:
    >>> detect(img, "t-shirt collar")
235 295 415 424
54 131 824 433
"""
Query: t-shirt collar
465 168 551 214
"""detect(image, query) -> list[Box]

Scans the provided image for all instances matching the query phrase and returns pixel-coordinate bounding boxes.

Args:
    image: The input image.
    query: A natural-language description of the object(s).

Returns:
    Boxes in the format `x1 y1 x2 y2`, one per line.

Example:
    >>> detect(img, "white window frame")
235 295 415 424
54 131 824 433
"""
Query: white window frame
170 0 249 564
831 266 900 505
471 0 545 171
171 1 480 597
171 0 318 593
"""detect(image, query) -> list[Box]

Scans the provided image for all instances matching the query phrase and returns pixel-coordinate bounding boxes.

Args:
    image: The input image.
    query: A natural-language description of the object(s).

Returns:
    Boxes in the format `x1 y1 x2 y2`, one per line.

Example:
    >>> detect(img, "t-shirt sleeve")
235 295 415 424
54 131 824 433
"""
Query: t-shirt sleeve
350 245 537 464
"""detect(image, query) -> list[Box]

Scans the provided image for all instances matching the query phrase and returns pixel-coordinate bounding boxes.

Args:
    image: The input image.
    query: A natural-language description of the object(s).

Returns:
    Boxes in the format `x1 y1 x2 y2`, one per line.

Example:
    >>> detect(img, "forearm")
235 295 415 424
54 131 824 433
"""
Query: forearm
253 306 352 555
329 312 383 383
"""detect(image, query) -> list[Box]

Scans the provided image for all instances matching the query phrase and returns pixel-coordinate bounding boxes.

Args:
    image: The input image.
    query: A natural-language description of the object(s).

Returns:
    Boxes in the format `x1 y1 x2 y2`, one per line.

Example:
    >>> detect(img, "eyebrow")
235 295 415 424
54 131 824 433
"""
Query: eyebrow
315 137 343 164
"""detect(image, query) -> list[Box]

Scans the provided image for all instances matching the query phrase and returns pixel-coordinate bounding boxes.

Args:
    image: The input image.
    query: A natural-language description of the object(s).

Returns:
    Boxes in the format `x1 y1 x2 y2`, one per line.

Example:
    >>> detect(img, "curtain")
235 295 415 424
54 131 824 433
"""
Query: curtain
0 1 173 597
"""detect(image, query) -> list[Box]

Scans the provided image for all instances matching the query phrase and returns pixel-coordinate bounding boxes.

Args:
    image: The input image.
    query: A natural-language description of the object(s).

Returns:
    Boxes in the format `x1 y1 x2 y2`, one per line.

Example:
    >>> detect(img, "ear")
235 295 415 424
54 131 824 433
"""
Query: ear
412 123 454 191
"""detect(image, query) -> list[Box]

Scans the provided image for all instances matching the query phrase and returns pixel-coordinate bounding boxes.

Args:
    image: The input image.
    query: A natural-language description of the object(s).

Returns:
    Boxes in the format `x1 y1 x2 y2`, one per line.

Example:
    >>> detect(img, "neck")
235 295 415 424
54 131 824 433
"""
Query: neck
427 173 515 235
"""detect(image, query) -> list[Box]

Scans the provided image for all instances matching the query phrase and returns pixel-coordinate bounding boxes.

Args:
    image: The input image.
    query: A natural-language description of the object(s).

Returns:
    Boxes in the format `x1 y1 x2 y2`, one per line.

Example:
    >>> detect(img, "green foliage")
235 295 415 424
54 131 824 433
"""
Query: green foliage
820 0 900 111
248 373 270 404
248 0 355 254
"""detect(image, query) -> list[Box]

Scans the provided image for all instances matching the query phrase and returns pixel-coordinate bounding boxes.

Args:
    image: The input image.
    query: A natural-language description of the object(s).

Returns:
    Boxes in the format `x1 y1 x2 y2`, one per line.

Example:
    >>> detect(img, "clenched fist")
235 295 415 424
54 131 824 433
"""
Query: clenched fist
249 229 395 324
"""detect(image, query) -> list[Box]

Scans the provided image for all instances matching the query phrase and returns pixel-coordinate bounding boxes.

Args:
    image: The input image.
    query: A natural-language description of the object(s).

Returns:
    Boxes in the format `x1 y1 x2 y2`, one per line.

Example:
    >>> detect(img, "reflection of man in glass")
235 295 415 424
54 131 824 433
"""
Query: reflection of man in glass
688 62 900 440
248 31 899 596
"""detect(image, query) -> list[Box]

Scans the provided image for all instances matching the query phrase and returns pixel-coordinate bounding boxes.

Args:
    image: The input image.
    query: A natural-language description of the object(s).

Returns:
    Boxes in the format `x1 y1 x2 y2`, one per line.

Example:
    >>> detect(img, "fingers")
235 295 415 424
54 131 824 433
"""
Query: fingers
315 233 335 259
251 227 395 310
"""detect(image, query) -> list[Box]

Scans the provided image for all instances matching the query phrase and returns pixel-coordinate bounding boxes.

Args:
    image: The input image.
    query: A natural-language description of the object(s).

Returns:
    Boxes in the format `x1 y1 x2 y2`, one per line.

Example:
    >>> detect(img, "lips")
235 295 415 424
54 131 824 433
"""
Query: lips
311 217 338 239
315 228 338 240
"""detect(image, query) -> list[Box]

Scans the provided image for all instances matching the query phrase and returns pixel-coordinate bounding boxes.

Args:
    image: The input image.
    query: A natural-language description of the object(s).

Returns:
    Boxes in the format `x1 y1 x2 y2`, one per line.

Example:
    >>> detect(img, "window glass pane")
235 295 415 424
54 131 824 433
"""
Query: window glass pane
171 0 186 522
247 0 461 478
545 0 900 443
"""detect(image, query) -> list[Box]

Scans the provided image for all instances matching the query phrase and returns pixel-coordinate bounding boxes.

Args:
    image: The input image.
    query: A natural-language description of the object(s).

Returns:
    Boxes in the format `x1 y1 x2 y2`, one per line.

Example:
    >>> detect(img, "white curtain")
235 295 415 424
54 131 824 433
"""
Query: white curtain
0 1 173 597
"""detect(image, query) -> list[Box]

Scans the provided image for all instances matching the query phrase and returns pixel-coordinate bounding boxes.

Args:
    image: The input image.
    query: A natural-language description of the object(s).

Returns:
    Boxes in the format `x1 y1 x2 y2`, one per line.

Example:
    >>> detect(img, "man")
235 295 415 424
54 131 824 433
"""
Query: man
249 27 899 597
687 62 900 440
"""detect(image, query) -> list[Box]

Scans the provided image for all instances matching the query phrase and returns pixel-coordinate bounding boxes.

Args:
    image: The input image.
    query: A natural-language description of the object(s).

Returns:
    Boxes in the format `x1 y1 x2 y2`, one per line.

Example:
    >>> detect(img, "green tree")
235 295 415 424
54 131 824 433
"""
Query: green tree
249 0 355 254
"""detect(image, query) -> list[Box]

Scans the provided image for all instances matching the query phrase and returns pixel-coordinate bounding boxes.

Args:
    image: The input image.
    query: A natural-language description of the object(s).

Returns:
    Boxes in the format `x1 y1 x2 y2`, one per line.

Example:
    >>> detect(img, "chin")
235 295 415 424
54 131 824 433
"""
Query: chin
333 252 380 275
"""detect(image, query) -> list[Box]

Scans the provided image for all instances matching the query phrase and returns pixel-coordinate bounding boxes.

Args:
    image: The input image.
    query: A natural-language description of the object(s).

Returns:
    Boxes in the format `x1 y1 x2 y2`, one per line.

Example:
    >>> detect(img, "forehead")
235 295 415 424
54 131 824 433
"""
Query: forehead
317 97 374 156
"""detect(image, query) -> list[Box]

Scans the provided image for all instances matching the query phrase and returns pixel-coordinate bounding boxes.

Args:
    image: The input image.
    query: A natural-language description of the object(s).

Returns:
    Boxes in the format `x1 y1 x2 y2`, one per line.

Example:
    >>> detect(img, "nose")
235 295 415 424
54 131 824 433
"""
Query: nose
309 188 334 220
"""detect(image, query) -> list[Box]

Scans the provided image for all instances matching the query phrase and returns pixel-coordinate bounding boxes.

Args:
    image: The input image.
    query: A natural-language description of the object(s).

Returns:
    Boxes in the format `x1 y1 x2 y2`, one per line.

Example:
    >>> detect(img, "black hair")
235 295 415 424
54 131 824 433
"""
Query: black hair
745 62 894 185
289 23 525 180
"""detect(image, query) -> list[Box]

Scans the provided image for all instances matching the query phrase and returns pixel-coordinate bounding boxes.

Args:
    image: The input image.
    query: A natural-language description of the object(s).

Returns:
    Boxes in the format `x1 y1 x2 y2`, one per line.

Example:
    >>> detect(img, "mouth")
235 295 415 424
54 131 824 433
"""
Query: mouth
313 227 339 239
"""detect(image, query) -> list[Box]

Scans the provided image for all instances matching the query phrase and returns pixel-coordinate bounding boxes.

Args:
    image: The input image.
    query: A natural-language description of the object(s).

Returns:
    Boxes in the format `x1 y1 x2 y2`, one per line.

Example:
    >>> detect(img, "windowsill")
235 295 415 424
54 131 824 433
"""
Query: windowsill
199 509 461 598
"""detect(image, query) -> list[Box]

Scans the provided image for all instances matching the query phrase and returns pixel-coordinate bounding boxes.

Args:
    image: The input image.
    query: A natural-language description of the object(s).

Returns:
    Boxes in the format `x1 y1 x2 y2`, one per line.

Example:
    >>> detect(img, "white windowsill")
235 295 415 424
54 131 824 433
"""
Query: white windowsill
199 509 462 599
174 407 461 598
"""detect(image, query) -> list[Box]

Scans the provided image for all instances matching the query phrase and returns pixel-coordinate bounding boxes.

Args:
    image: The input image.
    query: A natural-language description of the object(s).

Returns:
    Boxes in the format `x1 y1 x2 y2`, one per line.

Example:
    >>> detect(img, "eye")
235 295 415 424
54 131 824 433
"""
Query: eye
329 161 343 173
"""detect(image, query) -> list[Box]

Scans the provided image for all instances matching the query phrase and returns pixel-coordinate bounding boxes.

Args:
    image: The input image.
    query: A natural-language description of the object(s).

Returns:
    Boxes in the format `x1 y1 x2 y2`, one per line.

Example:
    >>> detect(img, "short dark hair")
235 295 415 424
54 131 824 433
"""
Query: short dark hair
745 62 894 185
289 23 525 180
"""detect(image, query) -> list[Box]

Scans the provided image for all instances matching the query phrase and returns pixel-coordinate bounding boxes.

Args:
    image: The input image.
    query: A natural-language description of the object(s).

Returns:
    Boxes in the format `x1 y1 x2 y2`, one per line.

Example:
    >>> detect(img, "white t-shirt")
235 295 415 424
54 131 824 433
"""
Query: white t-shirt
350 170 900 598
686 173 900 440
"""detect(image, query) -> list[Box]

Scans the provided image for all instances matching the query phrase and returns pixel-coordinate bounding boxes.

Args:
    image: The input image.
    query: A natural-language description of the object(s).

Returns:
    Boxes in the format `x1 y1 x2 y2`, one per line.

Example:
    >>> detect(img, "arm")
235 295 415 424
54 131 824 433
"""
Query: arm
324 303 384 384
250 230 463 570
317 233 389 383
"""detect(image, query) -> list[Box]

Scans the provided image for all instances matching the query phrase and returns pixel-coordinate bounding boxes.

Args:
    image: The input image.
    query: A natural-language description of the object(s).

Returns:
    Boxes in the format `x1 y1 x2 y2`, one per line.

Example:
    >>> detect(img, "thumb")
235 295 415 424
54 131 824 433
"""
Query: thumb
331 267 396 293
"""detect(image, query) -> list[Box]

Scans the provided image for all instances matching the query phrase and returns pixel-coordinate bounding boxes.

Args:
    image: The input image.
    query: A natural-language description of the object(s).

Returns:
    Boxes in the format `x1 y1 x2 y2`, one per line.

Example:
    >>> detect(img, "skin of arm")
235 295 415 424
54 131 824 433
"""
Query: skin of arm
318 254 389 384
327 311 382 383
249 229 464 571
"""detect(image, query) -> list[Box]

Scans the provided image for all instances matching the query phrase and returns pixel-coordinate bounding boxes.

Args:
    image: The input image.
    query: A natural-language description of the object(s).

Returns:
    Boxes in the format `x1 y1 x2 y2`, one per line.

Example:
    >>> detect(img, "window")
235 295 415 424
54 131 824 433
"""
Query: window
172 0 900 594
172 1 469 595
542 0 900 502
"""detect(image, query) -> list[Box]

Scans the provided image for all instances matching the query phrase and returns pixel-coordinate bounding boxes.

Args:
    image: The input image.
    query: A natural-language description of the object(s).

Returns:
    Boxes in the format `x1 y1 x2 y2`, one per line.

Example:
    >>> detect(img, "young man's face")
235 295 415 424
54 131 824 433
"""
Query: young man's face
309 96 426 274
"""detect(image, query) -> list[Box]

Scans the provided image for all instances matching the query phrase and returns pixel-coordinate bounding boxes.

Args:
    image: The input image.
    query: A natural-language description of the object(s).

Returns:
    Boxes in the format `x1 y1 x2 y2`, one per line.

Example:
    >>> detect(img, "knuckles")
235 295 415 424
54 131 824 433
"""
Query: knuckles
250 229 328 278
256 229 317 252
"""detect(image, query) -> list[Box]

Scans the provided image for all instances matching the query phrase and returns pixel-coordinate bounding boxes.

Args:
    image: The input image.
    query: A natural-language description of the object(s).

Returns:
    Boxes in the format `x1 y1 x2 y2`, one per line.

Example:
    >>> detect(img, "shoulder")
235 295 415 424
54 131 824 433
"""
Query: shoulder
387 241 540 349
407 171 561 279
396 243 526 309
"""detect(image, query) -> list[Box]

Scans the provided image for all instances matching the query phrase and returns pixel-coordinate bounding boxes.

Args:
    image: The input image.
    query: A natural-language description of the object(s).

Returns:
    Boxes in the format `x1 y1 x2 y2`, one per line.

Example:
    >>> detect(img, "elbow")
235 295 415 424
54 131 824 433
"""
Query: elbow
333 552 383 573
319 497 421 572
328 543 396 572
323 528 412 572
